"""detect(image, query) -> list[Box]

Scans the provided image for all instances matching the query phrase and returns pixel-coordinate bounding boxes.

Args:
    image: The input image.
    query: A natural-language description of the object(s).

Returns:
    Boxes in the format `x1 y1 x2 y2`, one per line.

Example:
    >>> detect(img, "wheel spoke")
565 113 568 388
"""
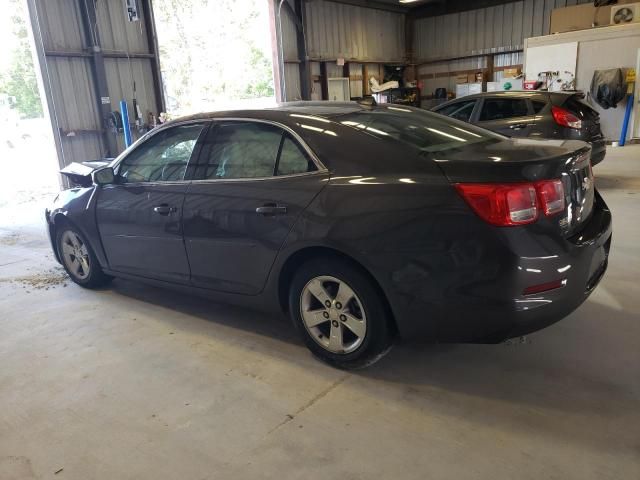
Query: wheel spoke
328 322 343 352
61 243 74 257
342 312 365 338
78 255 90 274
303 309 329 328
335 282 355 306
307 278 332 305
70 257 82 276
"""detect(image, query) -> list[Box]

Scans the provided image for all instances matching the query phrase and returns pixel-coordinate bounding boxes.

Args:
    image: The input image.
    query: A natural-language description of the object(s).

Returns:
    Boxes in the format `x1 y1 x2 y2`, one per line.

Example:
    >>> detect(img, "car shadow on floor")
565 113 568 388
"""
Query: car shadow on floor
101 277 640 453
108 277 301 346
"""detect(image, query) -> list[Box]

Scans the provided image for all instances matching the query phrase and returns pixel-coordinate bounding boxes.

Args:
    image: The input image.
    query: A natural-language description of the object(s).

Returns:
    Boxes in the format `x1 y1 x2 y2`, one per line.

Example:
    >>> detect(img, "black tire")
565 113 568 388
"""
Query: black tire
55 222 112 289
289 257 394 369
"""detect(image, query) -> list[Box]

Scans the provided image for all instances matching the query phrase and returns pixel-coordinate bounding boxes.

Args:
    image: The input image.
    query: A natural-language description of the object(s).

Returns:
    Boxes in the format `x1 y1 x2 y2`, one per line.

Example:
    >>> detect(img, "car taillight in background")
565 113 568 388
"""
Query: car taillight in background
455 180 565 227
551 106 582 129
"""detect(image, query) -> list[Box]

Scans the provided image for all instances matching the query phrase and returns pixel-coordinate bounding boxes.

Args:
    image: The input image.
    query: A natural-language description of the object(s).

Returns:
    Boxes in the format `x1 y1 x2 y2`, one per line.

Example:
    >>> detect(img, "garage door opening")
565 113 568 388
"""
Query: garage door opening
153 0 276 116
0 0 58 232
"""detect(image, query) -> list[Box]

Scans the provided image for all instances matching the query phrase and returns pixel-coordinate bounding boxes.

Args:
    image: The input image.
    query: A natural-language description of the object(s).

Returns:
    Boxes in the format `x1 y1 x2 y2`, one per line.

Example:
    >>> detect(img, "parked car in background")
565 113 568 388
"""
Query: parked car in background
46 103 611 369
431 91 606 165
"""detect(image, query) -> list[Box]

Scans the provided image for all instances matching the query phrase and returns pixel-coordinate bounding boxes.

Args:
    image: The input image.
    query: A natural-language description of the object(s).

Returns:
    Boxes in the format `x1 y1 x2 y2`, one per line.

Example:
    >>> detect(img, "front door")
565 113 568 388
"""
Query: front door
476 97 536 137
96 122 207 283
183 120 328 294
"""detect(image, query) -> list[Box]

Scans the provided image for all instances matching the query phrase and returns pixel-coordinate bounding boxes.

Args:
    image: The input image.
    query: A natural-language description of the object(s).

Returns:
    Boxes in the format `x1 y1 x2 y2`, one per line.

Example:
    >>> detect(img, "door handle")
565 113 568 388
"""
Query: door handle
153 204 177 215
256 203 287 216
509 123 528 130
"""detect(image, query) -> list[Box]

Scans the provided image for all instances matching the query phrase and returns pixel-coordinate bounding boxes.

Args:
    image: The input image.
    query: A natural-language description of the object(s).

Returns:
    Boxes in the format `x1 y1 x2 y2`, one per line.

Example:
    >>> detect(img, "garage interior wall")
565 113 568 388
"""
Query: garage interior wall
278 1 597 105
526 23 640 141
414 0 593 108
26 0 163 172
278 0 405 101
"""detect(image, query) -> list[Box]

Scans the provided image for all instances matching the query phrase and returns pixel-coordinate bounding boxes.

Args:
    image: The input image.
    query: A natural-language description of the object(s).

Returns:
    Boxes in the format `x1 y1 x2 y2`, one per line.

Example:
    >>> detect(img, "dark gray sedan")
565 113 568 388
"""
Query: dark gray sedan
46 102 611 369
432 91 606 165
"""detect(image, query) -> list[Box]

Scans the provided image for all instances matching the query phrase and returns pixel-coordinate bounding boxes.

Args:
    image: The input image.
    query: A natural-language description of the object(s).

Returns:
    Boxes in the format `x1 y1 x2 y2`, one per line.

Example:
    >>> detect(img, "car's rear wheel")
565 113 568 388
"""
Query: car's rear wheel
56 223 112 289
289 258 394 369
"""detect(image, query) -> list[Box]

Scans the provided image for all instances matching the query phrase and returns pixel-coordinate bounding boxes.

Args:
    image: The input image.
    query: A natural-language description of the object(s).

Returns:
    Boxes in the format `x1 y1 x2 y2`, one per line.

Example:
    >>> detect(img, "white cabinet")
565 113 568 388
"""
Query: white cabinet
327 78 350 101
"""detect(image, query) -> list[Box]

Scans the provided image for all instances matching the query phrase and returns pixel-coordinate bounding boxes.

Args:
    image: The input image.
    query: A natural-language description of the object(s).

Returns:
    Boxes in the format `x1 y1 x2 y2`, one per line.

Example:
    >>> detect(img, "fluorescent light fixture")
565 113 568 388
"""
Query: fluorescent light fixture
299 123 336 136
387 106 412 113
366 126 388 136
426 127 466 142
452 126 482 138
290 113 331 123
399 178 415 183
399 0 420 3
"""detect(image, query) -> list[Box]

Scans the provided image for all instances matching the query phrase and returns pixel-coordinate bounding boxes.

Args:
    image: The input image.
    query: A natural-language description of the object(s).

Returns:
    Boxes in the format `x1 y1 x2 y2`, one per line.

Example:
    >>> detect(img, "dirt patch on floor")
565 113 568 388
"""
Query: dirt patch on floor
0 233 22 246
0 266 69 291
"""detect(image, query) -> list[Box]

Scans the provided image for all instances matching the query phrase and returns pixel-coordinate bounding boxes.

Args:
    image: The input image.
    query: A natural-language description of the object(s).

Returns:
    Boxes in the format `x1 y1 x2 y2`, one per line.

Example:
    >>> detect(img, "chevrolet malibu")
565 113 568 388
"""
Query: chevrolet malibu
46 102 612 369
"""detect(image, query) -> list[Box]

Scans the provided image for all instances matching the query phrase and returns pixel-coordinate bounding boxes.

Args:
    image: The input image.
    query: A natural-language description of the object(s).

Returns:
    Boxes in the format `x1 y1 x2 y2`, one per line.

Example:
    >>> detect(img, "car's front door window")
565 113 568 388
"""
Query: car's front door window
116 123 205 183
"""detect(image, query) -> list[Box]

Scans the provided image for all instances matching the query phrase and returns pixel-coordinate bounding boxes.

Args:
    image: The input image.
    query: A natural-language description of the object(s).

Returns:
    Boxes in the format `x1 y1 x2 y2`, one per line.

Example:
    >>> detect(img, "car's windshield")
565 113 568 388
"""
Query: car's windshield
335 106 504 153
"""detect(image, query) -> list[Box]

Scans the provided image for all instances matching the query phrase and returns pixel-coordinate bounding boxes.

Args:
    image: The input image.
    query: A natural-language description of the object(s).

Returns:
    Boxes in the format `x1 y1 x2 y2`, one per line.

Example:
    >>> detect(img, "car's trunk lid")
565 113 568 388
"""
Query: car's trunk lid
432 138 595 235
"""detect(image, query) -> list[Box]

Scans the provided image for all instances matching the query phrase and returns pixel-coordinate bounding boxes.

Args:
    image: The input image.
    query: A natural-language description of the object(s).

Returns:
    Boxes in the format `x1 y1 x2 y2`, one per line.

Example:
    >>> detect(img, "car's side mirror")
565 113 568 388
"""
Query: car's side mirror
92 166 115 186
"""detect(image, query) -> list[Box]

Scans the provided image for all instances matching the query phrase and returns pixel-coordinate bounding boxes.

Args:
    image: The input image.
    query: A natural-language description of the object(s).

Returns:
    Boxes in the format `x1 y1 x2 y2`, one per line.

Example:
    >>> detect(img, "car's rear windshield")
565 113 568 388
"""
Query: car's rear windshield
334 107 503 153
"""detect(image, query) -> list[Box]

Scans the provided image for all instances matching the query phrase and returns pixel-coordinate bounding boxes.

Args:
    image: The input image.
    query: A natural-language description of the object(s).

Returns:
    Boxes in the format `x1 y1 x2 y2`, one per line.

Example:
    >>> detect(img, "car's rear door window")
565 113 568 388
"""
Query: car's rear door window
195 121 317 180
276 135 315 176
479 98 530 121
198 122 281 179
531 100 547 114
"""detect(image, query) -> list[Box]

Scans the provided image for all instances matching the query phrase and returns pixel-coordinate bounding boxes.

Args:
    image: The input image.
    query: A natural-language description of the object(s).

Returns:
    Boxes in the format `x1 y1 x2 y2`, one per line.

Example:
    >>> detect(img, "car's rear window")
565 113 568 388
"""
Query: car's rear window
336 107 502 153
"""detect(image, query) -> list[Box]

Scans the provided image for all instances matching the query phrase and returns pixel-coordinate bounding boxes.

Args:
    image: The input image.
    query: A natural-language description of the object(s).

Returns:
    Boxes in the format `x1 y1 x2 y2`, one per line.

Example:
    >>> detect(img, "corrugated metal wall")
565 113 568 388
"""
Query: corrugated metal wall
27 0 161 170
305 0 405 62
414 0 591 63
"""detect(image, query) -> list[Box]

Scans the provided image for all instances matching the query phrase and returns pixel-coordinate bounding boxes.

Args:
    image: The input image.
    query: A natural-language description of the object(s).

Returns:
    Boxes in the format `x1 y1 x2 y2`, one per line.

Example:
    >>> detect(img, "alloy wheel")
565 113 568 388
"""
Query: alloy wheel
300 275 367 354
60 230 91 280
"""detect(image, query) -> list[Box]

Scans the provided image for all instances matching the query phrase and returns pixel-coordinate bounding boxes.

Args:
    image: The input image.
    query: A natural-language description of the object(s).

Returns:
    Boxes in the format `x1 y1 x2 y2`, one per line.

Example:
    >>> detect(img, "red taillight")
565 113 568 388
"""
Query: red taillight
454 183 538 226
535 179 565 216
523 279 566 296
455 180 565 227
551 106 582 129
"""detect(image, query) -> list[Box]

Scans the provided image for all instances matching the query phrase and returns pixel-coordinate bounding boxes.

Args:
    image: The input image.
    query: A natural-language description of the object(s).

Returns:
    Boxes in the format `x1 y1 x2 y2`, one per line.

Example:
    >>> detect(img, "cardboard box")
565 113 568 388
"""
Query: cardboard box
468 72 484 83
503 67 521 78
550 0 636 33
455 74 468 84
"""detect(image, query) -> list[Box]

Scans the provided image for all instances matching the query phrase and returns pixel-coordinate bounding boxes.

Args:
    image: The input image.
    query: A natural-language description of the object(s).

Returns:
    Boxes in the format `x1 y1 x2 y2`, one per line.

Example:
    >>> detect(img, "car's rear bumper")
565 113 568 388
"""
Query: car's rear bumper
384 191 612 343
589 138 606 165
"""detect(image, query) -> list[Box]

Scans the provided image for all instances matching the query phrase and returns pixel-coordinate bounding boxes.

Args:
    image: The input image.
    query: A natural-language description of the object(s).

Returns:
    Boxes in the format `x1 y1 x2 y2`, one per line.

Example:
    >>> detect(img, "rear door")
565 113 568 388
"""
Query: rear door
476 97 536 137
96 122 207 283
183 120 329 294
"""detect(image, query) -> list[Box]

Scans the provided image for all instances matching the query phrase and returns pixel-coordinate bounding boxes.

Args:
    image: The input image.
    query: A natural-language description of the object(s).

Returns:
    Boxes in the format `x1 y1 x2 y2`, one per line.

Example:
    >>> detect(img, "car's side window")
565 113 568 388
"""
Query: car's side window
116 124 205 183
479 99 529 121
198 122 282 180
195 122 317 180
437 100 475 121
532 100 547 114
449 101 476 121
276 134 315 176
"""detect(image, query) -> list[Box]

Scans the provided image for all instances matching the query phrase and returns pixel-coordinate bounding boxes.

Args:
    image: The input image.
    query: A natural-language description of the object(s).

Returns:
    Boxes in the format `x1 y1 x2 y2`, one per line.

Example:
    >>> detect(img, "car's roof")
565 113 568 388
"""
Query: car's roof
437 90 579 102
163 101 369 126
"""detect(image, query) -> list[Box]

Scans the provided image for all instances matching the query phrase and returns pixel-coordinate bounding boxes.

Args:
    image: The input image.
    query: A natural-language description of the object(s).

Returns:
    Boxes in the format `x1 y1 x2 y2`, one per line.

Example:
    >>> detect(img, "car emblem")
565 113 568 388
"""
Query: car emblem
582 177 591 190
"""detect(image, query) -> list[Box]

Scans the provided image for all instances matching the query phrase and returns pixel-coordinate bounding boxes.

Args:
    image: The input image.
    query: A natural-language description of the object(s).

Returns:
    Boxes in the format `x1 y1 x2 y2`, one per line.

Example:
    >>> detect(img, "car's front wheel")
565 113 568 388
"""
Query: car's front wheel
56 223 112 289
289 258 394 369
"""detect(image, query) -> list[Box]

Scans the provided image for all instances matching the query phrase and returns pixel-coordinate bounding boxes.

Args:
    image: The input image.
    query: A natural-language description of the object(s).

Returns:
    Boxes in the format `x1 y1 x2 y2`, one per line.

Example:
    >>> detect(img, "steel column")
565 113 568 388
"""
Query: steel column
77 0 113 157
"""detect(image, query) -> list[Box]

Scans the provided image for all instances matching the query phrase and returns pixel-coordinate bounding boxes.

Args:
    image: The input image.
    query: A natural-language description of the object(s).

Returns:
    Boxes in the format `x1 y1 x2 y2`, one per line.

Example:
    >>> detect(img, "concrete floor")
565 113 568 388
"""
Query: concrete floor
1 146 639 480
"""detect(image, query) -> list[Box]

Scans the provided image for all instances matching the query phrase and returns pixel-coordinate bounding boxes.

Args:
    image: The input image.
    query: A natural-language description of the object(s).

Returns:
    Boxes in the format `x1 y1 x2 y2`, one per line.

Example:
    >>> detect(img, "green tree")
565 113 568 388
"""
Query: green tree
0 0 43 119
